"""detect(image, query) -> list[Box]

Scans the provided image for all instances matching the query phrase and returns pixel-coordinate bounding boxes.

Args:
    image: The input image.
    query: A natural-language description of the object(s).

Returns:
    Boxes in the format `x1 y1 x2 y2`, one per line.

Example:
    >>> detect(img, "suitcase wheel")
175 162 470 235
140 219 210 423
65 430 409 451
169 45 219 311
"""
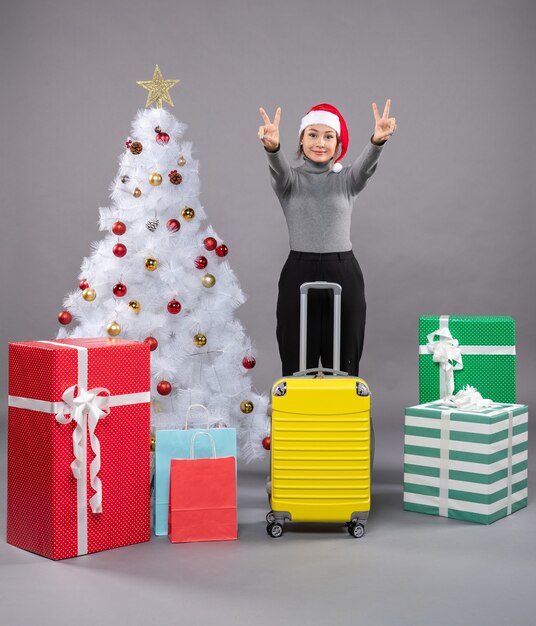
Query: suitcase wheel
267 523 283 538
266 511 276 524
348 522 365 539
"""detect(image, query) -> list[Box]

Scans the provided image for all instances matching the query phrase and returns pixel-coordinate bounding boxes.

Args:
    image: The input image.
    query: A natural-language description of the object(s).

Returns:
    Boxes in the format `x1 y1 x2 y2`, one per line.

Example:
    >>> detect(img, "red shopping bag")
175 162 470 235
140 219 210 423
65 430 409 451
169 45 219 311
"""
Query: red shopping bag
168 432 237 543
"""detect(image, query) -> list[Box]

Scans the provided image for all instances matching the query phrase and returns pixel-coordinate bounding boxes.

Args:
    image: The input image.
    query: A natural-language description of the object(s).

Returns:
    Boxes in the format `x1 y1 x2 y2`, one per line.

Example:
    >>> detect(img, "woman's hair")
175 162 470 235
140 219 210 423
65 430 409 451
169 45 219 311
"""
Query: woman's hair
295 128 342 161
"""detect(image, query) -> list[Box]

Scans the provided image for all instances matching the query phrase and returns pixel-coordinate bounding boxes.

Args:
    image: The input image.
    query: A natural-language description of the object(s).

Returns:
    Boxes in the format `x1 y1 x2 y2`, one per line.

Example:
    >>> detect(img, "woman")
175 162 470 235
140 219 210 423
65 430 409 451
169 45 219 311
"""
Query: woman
259 101 396 376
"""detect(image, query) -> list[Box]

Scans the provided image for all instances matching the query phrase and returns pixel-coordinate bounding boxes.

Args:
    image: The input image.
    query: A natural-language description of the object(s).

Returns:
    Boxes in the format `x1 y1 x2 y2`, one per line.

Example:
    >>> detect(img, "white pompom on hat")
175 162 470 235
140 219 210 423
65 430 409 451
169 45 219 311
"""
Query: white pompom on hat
299 103 348 173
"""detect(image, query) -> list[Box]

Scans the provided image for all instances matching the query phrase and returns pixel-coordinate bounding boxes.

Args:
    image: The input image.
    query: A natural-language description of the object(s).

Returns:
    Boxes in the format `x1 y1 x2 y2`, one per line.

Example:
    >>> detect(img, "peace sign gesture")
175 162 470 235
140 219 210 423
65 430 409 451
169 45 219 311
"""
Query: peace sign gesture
372 99 396 145
258 107 281 152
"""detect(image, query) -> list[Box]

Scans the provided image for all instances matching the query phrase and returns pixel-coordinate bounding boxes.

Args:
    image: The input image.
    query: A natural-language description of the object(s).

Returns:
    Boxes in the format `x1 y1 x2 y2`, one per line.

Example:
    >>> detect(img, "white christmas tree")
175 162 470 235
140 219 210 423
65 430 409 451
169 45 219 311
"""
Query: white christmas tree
57 66 269 461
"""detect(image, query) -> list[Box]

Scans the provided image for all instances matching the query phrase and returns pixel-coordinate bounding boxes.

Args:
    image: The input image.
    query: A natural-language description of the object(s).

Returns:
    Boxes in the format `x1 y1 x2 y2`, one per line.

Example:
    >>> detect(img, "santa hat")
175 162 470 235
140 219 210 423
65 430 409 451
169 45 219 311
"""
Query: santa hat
299 103 348 173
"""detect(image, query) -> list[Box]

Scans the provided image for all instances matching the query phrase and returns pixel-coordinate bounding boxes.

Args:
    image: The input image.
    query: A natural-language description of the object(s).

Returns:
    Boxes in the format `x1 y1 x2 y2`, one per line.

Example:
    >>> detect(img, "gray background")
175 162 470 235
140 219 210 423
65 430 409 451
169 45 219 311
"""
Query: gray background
1 1 535 624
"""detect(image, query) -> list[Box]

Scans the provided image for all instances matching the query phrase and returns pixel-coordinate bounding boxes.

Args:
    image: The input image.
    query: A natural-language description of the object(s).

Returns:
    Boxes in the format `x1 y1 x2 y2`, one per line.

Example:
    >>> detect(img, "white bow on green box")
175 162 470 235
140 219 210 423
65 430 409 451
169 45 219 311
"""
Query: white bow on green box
418 315 516 404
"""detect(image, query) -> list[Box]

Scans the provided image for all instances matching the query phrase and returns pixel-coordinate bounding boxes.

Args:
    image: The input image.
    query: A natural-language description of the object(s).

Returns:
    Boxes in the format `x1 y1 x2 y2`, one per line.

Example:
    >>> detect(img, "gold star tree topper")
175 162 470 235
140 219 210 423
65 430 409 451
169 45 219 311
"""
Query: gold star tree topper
136 65 180 108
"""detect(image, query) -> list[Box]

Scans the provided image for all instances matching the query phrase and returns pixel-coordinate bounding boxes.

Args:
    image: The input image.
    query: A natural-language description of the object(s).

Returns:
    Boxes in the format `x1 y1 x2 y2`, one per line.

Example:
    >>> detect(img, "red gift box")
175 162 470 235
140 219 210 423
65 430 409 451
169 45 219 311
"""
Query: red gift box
7 337 151 560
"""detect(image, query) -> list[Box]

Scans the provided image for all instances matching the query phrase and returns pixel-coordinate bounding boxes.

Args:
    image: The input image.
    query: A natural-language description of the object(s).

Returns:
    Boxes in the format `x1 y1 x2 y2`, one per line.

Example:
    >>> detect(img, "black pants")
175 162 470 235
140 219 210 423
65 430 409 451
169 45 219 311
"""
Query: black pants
276 250 366 377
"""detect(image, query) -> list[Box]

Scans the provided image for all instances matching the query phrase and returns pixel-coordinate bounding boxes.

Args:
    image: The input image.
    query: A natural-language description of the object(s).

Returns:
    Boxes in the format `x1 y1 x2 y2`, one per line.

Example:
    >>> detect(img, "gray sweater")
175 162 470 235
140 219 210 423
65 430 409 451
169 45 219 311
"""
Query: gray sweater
266 141 384 253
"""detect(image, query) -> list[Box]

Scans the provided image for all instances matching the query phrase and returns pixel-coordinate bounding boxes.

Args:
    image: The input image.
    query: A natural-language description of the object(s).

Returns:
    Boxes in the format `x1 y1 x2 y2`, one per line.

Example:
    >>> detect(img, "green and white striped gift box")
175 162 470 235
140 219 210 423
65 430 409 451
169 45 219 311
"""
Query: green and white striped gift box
404 401 528 524
419 316 516 404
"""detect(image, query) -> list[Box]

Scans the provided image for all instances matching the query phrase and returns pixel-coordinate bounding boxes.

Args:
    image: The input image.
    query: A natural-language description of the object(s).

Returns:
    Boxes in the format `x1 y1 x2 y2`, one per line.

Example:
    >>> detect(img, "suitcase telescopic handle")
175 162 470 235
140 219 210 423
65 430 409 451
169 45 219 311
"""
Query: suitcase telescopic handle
298 281 342 374
293 367 349 378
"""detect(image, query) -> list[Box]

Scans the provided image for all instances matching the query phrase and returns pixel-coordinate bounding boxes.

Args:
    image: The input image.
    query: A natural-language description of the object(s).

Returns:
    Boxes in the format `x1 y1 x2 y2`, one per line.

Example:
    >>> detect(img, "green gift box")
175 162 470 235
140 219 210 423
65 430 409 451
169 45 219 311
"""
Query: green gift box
404 400 528 524
419 316 516 403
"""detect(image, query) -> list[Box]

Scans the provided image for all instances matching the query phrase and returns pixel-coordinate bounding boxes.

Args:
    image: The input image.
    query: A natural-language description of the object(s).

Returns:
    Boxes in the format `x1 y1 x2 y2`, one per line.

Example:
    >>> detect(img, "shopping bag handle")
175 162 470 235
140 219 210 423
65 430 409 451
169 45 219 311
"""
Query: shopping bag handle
190 431 217 459
185 404 211 430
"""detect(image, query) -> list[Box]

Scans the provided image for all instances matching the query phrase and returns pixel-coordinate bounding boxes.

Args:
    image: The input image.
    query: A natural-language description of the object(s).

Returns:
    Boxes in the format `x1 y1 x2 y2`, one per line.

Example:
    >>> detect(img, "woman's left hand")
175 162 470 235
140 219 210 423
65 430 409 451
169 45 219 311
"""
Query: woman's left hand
372 99 396 144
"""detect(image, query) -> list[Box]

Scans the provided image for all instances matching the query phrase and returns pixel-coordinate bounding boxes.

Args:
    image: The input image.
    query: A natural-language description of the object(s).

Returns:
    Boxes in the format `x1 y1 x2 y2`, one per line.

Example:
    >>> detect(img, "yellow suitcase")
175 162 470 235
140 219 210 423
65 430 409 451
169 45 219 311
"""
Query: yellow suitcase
267 282 371 539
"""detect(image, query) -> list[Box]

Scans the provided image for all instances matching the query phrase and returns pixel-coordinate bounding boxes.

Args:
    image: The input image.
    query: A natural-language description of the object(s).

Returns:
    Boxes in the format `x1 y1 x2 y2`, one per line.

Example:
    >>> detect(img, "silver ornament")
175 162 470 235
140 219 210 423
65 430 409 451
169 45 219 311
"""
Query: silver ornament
146 217 160 232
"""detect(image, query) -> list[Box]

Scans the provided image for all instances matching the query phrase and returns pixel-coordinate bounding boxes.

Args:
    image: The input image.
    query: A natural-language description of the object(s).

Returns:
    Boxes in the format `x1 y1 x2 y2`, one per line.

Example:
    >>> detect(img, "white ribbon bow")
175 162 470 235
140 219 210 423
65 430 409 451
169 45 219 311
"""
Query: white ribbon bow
443 385 492 411
55 384 111 514
426 328 463 397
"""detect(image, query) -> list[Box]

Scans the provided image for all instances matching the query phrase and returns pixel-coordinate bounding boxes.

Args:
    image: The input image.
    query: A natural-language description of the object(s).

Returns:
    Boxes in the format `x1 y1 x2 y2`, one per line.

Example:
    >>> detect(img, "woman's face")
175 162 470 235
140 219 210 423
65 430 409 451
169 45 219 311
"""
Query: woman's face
301 124 338 163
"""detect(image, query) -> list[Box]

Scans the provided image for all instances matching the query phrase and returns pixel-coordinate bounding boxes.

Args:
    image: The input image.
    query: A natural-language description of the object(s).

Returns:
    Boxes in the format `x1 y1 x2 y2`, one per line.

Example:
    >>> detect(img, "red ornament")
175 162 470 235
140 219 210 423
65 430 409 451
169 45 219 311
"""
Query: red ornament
144 336 158 351
167 299 182 314
262 436 271 451
242 356 256 369
157 380 172 396
112 221 126 236
112 282 127 297
156 131 170 145
113 243 127 257
215 244 228 257
166 218 181 232
194 255 208 269
125 139 133 149
79 278 89 290
204 237 217 251
58 310 72 325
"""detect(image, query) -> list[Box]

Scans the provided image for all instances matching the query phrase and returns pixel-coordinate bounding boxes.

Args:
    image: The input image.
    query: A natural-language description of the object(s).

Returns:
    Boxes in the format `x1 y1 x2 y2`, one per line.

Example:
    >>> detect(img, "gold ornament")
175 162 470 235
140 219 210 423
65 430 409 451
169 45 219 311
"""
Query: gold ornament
145 257 158 271
240 400 254 414
150 435 156 452
193 333 207 347
182 207 195 221
178 156 187 167
128 300 141 314
201 273 216 288
107 321 121 337
136 64 180 109
133 187 142 198
82 288 96 302
149 172 162 186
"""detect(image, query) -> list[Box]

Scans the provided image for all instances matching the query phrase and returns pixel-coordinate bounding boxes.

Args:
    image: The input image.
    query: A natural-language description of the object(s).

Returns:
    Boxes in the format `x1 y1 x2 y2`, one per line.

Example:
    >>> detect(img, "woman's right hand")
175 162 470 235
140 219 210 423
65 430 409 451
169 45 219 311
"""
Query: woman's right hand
258 107 281 152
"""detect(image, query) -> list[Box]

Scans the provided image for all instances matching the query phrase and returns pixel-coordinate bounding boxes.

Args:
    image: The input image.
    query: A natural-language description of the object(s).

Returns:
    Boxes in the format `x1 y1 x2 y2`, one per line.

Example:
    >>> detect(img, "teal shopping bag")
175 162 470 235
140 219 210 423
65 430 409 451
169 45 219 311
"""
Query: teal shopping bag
154 404 237 536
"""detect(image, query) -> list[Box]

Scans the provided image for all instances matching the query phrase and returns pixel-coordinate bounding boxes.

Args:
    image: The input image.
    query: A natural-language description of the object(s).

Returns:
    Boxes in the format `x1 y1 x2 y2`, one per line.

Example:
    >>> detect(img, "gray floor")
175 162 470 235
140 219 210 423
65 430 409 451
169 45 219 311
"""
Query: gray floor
1 422 534 626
